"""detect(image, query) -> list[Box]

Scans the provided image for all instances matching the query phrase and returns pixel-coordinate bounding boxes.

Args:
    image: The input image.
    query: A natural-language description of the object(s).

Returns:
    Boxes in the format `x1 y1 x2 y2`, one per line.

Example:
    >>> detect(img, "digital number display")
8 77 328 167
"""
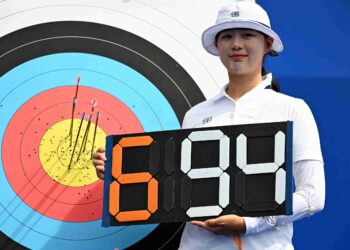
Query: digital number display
102 122 293 226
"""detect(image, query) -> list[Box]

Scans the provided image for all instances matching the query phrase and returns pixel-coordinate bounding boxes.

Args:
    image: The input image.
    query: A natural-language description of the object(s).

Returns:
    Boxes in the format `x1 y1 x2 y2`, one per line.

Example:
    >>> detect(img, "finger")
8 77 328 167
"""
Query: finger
206 218 224 227
95 165 105 179
95 164 105 173
192 220 223 230
97 147 106 153
191 220 207 227
191 221 212 232
93 147 106 160
94 167 105 178
96 171 104 179
196 224 224 235
92 152 107 161
211 228 226 235
92 159 105 168
205 224 229 235
191 220 227 235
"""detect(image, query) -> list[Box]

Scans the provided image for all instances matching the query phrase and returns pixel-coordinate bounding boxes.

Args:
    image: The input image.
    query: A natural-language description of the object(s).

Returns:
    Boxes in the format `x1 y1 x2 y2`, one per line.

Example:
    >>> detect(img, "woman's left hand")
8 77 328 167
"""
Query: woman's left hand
191 214 246 235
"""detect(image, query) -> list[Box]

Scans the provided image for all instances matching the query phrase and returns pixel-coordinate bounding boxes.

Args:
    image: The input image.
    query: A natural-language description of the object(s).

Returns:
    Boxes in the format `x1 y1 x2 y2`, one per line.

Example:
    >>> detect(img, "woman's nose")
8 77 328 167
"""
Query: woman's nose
230 35 243 50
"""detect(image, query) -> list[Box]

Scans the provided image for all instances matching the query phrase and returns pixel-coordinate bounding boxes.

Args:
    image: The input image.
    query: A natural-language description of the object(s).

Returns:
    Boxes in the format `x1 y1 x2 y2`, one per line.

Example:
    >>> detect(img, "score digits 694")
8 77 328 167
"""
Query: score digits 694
102 121 293 226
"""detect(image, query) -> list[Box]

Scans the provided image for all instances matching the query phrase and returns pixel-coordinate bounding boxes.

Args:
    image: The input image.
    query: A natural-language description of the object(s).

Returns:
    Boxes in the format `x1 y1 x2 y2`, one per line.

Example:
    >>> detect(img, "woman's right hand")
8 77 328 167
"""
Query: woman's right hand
92 147 106 179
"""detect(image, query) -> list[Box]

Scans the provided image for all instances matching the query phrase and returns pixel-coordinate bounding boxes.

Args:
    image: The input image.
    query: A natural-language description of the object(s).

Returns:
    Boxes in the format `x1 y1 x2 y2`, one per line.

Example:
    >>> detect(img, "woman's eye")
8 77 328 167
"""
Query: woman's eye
242 33 254 38
220 34 231 39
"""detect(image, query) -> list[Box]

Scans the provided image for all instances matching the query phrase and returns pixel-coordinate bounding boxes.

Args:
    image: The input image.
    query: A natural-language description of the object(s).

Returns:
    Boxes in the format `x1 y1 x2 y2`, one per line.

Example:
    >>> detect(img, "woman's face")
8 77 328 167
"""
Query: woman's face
215 29 272 77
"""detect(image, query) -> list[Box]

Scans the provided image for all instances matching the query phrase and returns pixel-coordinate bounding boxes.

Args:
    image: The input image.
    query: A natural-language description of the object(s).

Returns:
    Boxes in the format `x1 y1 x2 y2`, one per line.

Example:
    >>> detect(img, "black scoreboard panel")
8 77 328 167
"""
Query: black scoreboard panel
102 121 293 226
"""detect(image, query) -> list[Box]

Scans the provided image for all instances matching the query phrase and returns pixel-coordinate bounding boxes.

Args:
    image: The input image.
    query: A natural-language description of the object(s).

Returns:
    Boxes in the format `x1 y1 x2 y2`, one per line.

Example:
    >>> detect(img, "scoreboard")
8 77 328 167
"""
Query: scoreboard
102 121 293 226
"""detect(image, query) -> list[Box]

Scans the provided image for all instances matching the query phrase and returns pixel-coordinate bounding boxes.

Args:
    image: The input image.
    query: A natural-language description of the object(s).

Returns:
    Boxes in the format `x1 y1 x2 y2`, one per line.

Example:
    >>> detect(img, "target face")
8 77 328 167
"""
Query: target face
0 21 205 249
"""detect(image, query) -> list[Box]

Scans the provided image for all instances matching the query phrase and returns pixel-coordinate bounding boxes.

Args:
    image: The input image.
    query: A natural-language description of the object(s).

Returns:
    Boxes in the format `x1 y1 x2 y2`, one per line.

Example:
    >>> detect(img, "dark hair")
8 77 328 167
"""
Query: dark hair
261 33 280 92
262 67 280 92
214 31 223 44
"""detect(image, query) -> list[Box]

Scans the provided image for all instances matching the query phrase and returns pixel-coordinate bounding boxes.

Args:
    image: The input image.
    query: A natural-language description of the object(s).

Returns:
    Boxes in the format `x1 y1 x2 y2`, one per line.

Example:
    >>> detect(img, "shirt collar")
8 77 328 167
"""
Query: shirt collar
210 73 273 103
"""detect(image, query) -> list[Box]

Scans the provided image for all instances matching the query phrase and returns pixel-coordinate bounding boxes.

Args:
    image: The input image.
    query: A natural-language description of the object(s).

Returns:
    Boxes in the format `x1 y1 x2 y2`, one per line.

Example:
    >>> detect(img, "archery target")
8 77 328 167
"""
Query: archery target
0 21 205 249
0 0 233 94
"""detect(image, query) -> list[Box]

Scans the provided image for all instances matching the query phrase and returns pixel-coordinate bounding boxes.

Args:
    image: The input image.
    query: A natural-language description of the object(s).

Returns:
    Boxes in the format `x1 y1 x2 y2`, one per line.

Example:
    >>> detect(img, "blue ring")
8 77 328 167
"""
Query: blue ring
0 53 180 249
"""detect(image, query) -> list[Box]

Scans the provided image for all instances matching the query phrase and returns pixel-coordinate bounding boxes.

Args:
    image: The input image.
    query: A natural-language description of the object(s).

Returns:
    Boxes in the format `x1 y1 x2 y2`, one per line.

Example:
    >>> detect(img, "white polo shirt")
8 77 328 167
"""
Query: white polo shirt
179 74 325 250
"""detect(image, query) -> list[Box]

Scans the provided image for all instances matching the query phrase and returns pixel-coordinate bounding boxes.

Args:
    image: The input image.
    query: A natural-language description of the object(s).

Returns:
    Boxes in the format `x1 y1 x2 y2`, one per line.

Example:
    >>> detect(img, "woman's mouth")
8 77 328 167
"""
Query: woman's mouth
230 54 247 61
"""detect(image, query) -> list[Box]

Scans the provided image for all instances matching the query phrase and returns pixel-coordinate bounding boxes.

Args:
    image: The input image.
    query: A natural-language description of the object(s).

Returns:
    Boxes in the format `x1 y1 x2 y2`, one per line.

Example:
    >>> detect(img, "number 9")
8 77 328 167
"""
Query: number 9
181 129 230 217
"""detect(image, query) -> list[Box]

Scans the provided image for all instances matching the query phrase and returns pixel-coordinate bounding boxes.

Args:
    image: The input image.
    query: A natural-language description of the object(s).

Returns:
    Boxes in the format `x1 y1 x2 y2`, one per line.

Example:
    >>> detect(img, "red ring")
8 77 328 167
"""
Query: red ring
2 86 143 222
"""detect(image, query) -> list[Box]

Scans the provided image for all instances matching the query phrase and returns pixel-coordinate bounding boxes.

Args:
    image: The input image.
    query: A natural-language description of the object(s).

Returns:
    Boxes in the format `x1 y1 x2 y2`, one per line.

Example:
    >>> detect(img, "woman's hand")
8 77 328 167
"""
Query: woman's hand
191 214 246 235
92 147 106 179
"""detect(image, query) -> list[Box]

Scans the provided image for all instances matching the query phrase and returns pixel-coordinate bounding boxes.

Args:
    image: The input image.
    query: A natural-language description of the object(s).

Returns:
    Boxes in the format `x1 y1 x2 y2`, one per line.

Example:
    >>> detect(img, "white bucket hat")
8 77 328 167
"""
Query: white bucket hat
202 1 283 56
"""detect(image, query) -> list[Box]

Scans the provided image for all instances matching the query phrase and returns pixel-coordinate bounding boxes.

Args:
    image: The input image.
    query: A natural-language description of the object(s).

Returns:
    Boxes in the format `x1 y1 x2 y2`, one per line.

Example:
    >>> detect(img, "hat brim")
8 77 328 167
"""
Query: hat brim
202 21 283 56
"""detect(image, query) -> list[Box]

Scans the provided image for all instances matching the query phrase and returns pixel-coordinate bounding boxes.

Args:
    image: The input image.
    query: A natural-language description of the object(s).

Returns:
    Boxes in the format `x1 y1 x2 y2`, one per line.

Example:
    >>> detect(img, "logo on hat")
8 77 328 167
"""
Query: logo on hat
231 11 239 17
